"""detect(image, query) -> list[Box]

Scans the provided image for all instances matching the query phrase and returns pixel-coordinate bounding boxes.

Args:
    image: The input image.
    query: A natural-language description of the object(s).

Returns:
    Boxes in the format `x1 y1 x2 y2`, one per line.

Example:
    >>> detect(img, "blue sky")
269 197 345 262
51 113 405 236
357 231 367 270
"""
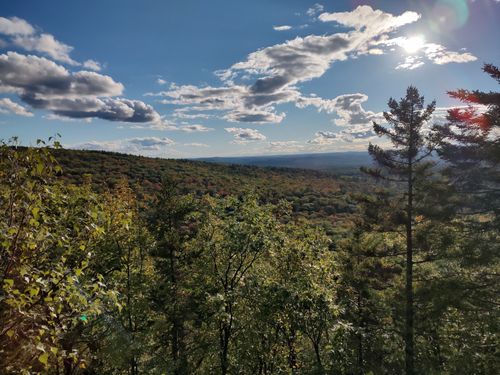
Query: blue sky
0 0 499 157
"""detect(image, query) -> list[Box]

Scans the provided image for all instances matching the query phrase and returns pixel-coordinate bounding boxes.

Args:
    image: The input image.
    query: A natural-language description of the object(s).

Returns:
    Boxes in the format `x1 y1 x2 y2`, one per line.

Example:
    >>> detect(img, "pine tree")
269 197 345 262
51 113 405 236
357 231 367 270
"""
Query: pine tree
147 178 198 375
430 64 500 372
362 86 435 375
435 63 500 222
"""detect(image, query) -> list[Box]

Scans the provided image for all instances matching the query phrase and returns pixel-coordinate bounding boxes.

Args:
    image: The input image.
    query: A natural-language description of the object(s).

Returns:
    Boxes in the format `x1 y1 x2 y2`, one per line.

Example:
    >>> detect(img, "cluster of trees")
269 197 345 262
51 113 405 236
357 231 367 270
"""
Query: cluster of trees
0 64 498 374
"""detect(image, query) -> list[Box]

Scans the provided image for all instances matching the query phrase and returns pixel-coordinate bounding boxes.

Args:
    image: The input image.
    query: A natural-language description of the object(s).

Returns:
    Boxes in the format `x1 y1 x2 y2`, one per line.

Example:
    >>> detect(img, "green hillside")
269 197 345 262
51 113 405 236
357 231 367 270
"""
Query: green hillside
53 148 367 232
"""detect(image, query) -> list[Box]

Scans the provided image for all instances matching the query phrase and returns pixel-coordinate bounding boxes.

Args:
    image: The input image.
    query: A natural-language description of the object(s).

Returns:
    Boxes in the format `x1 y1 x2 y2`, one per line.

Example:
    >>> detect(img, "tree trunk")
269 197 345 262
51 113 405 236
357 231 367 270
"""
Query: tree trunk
405 127 415 375
313 340 324 374
219 324 230 375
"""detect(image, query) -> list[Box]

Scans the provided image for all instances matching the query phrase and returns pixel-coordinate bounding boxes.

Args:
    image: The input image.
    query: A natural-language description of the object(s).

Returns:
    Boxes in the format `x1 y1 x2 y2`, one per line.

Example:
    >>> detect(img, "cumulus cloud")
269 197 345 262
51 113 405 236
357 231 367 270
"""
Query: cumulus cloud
0 17 35 36
304 93 383 145
157 78 167 85
147 5 475 133
0 52 164 124
83 59 102 71
0 97 33 116
297 93 383 127
273 25 292 31
72 136 175 154
0 52 123 97
36 97 162 123
319 5 420 32
224 108 285 123
225 127 266 143
0 16 104 69
148 6 423 126
12 33 78 65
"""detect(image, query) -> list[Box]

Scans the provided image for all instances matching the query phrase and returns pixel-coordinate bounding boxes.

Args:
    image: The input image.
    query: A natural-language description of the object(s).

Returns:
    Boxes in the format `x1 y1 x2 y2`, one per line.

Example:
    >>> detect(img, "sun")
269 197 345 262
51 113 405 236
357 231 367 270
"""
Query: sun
401 35 426 54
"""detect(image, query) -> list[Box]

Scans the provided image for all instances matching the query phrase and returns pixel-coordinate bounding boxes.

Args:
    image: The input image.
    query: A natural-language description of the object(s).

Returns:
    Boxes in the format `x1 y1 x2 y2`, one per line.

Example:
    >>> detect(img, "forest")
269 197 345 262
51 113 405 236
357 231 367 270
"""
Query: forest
0 64 498 374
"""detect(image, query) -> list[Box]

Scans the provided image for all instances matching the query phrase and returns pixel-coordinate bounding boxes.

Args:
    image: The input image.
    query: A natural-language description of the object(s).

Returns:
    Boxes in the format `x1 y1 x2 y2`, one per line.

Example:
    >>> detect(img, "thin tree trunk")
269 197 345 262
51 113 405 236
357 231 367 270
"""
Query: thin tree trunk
313 340 324 373
405 116 415 375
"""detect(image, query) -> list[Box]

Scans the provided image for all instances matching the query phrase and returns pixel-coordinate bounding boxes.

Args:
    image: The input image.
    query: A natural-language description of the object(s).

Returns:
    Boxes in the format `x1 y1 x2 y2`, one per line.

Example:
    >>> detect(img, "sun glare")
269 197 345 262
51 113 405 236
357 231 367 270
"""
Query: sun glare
402 35 426 54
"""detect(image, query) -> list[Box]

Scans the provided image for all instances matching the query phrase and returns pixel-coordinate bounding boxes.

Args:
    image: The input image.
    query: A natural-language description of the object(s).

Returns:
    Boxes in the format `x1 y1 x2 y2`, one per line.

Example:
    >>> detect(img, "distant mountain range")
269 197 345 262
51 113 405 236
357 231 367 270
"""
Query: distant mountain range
197 152 372 174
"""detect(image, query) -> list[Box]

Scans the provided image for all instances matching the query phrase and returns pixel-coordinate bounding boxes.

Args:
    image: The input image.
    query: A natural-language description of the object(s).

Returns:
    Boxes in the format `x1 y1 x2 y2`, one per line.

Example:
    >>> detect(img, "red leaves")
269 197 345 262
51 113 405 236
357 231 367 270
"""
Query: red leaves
447 107 491 132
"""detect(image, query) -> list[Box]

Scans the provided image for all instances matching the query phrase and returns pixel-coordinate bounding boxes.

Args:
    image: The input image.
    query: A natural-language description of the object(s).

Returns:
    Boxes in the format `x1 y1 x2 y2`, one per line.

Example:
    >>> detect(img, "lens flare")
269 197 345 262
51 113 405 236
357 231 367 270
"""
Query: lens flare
430 0 469 33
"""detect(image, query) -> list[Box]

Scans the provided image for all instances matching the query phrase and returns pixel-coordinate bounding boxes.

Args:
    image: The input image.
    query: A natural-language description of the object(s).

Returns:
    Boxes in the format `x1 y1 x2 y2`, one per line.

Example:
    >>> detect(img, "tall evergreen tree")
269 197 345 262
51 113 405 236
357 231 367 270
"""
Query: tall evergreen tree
147 178 199 375
435 63 500 222
362 86 435 374
430 64 500 372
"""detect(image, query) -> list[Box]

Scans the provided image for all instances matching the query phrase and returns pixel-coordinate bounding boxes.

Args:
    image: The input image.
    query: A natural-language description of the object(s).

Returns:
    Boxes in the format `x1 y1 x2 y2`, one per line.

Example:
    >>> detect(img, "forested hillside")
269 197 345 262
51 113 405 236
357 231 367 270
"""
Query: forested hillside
1 65 498 374
52 148 364 233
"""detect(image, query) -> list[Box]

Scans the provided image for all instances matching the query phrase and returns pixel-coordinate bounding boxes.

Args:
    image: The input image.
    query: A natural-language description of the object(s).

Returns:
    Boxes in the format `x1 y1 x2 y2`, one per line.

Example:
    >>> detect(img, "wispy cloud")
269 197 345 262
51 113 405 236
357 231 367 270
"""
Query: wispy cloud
273 25 292 31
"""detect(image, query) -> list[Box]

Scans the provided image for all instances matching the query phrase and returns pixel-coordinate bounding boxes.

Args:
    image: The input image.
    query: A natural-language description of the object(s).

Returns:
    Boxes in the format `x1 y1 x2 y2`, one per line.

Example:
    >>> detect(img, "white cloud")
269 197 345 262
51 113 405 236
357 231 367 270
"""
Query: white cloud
0 16 107 70
297 93 383 126
83 59 102 71
0 17 35 36
157 78 167 85
148 5 422 126
0 97 33 116
12 33 78 65
273 25 292 31
0 52 163 125
225 127 266 143
423 43 477 65
318 5 420 33
224 108 286 123
146 5 475 131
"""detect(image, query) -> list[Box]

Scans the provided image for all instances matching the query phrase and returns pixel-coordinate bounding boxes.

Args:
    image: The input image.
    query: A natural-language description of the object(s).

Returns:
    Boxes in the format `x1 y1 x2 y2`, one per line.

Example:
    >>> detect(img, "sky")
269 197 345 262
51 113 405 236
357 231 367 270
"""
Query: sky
0 0 499 157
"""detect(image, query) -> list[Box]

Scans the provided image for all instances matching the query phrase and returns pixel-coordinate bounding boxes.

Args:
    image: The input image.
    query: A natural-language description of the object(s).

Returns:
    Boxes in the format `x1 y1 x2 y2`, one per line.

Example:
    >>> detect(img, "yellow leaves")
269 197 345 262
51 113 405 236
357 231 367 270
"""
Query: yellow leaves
31 206 40 219
38 352 48 365
4 279 14 287
36 162 44 175
28 286 40 297
415 215 425 223
6 329 14 338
